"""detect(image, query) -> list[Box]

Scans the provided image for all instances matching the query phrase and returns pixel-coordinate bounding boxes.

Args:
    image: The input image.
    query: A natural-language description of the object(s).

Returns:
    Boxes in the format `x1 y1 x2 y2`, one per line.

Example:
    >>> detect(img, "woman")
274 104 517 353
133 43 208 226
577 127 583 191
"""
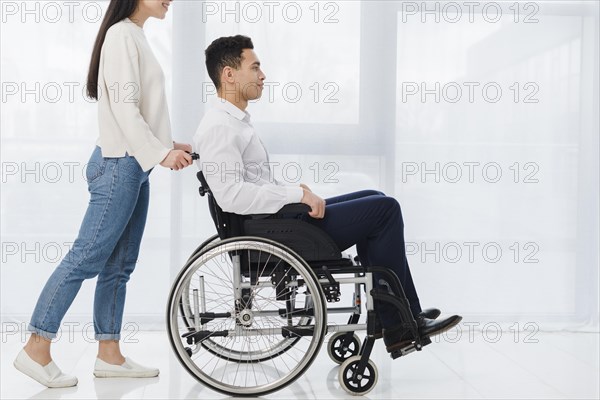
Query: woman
13 0 191 388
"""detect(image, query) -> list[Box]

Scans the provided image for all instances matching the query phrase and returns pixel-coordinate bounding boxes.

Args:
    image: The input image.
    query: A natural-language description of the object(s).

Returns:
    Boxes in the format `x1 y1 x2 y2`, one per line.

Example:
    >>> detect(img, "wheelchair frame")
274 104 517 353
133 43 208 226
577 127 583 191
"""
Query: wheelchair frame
166 168 431 396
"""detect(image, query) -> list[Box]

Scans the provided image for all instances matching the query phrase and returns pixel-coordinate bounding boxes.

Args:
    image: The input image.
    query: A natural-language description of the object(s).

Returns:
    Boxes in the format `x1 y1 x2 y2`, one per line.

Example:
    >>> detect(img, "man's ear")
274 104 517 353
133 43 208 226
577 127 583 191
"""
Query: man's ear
222 66 235 85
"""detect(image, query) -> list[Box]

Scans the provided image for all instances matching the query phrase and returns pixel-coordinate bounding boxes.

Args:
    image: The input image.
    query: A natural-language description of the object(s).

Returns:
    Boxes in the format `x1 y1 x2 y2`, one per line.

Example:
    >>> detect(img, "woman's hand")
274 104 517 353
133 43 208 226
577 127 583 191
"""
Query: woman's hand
300 183 312 192
160 150 193 171
173 142 193 153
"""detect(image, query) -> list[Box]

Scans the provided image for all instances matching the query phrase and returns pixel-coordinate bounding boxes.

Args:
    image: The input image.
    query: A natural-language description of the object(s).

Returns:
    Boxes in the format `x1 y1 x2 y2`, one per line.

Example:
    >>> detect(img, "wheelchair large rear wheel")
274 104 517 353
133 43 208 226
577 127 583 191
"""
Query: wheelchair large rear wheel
179 234 313 362
167 237 327 396
186 233 220 262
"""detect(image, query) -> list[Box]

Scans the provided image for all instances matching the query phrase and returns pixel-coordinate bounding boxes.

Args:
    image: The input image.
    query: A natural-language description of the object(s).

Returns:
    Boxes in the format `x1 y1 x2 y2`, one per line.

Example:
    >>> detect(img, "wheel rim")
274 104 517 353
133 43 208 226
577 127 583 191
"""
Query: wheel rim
328 333 360 364
339 356 378 395
180 253 314 363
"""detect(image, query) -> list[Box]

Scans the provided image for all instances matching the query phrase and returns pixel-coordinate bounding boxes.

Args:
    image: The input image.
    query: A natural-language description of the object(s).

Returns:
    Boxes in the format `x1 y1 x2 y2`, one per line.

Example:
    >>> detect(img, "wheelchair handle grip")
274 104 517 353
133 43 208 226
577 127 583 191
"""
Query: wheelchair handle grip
169 152 198 171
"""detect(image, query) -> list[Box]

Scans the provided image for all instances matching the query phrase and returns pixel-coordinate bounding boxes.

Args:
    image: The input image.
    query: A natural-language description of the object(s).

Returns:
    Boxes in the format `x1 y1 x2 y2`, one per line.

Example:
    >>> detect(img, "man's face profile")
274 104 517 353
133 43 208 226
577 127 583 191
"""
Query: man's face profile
231 49 265 102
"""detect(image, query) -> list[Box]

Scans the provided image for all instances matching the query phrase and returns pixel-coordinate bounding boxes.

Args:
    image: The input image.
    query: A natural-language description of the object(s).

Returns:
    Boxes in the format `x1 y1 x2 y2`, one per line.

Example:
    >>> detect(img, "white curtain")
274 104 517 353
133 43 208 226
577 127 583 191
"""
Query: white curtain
1 1 598 332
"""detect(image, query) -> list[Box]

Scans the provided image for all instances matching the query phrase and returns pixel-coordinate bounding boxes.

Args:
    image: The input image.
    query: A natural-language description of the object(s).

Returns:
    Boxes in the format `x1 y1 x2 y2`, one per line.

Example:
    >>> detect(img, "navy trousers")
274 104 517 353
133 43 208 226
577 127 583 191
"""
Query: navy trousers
300 190 422 328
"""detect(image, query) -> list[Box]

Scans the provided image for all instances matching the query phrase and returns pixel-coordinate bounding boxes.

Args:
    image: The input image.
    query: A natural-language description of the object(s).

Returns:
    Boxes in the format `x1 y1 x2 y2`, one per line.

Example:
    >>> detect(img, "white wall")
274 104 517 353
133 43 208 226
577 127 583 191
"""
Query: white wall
1 1 598 333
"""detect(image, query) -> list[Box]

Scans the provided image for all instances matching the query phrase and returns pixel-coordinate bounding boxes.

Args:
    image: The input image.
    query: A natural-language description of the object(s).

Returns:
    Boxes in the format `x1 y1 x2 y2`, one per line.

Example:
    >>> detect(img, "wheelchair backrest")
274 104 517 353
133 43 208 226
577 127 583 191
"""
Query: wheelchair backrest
196 171 246 239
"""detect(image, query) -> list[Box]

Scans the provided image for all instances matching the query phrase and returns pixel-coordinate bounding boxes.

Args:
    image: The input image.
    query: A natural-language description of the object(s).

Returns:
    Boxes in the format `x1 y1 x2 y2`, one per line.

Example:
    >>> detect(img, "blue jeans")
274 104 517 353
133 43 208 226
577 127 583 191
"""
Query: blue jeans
301 190 422 329
28 146 151 340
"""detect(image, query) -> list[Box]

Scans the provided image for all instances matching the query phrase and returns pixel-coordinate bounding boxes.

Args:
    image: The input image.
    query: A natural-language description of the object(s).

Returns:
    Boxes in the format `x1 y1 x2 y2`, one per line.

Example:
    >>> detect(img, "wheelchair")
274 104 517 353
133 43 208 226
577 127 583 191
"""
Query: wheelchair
166 164 432 396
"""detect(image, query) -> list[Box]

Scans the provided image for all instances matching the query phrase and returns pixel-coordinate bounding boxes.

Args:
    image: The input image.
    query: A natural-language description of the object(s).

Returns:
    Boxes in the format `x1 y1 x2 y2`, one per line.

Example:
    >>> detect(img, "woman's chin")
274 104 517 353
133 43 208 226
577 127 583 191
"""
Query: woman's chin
154 10 168 19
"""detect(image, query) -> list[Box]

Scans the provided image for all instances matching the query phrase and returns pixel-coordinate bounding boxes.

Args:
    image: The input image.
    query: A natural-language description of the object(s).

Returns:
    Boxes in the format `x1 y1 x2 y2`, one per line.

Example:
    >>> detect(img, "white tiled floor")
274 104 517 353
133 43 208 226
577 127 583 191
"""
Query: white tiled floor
1 330 598 399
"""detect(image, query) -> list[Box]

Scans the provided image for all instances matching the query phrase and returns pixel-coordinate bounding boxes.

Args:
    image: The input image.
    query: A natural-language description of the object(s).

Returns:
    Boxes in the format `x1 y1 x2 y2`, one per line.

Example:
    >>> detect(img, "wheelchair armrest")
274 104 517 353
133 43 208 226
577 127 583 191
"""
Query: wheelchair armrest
277 203 311 214
249 203 311 220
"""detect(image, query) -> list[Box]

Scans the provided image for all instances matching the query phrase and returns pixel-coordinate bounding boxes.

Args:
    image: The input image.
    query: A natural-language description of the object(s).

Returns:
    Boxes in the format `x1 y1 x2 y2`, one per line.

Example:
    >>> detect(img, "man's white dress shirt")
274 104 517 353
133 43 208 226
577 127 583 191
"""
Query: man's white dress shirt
193 99 304 214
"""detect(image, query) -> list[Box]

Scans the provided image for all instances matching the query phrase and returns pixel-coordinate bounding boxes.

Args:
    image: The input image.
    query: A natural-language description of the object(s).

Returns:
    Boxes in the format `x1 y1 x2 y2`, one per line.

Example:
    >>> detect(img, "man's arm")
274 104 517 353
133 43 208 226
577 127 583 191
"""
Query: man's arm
196 125 304 215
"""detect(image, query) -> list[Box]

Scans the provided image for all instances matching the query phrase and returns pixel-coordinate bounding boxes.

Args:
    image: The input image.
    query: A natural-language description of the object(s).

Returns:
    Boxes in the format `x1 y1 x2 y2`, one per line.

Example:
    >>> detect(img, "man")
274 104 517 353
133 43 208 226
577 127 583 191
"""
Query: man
193 35 461 353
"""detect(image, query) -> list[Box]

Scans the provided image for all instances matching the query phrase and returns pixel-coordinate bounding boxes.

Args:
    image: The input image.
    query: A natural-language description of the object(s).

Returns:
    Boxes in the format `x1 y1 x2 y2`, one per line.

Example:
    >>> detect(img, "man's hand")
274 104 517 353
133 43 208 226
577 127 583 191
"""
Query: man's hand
301 188 325 219
300 183 312 192
173 142 193 153
160 150 193 171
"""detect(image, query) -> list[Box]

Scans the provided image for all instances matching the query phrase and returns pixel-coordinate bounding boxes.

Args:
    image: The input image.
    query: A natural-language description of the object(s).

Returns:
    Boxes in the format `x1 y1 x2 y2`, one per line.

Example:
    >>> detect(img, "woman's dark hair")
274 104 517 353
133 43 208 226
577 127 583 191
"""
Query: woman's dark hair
205 35 254 90
86 0 138 100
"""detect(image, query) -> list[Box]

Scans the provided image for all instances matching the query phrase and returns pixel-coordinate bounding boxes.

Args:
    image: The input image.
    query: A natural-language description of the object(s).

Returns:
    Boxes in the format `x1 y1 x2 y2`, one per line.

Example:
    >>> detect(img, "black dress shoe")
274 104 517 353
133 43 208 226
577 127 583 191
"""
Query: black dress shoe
383 315 462 352
419 307 441 320
372 308 441 339
418 315 461 338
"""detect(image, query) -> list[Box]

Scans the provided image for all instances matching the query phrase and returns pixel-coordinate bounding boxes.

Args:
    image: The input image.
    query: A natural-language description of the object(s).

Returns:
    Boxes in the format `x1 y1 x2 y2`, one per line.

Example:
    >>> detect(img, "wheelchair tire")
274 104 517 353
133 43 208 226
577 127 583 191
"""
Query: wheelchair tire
327 332 361 365
185 233 220 262
339 356 378 396
167 236 328 397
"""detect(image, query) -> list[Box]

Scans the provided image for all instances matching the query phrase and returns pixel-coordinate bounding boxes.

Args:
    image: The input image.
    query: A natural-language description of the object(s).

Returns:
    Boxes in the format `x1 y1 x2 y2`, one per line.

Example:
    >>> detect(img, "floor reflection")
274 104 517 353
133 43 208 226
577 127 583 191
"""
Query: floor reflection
93 376 160 399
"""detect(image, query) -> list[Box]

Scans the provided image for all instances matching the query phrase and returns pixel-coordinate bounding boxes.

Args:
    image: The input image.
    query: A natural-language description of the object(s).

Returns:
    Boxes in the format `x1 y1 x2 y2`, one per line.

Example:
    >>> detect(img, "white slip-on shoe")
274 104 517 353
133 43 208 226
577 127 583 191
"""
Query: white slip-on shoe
93 357 159 378
13 349 78 388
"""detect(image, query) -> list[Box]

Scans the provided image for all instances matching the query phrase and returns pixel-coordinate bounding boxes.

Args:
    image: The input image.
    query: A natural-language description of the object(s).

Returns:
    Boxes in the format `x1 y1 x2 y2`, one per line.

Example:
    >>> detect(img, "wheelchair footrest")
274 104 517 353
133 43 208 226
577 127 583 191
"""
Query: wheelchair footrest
390 336 432 360
281 325 315 338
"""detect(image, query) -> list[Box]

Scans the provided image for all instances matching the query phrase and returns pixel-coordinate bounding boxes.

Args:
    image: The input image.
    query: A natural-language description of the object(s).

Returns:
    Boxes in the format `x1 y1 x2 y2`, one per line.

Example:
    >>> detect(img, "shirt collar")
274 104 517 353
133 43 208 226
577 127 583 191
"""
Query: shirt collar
214 98 251 123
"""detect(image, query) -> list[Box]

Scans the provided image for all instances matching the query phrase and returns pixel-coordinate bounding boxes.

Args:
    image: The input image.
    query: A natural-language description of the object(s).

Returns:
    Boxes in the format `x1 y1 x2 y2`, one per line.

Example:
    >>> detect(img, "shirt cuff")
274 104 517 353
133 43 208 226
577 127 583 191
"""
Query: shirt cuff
132 142 171 172
285 185 304 204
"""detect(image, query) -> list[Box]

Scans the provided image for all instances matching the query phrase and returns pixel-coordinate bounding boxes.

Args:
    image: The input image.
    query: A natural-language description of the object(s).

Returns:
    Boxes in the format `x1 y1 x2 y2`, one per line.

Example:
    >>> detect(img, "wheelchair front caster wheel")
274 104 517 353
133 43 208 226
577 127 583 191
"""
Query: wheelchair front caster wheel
328 332 360 364
339 356 378 396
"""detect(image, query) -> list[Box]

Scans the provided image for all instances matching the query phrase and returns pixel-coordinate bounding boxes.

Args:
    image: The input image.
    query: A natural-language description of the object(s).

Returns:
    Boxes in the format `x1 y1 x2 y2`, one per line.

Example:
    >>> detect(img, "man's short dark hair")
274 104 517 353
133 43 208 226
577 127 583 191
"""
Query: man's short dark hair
205 35 254 90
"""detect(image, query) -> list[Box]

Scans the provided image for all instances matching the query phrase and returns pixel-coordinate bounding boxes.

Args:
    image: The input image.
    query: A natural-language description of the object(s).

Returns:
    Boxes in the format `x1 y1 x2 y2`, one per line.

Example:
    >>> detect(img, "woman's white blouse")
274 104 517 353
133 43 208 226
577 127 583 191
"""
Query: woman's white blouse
96 18 172 171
